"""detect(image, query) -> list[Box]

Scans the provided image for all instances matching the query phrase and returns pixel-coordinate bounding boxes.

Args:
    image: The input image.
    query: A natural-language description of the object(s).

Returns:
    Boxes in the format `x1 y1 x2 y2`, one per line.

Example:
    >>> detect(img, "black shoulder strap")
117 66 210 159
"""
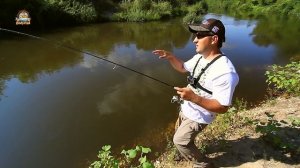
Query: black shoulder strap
194 54 223 85
194 83 213 94
191 54 223 94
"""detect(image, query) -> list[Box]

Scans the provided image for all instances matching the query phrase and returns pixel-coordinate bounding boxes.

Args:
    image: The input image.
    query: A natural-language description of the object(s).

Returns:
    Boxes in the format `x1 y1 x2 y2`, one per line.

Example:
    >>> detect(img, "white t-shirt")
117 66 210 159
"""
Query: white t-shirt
181 54 239 124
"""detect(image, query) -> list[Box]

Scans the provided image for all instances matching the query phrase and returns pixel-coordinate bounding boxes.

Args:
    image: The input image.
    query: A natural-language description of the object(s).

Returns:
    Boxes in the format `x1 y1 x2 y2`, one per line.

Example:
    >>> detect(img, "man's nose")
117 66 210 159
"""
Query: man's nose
193 37 198 43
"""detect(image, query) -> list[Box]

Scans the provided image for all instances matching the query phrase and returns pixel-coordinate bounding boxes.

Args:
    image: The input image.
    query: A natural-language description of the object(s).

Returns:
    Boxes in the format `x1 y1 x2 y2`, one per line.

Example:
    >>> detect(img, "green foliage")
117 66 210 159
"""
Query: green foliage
182 1 208 23
153 2 172 17
90 145 119 168
45 0 97 23
121 146 154 168
265 61 300 96
288 116 300 128
168 0 189 16
19 1 300 22
113 0 172 22
252 0 277 6
1 0 299 27
182 0 300 20
90 145 154 168
0 0 99 28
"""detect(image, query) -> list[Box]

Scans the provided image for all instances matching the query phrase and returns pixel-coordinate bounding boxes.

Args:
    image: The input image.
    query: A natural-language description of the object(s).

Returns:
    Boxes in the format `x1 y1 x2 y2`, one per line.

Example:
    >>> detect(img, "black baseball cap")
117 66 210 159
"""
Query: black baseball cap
188 18 226 42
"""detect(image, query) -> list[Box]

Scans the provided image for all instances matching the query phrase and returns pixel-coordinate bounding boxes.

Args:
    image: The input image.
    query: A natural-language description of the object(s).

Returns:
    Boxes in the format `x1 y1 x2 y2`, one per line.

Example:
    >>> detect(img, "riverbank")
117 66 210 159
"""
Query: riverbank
1 0 299 28
154 96 300 168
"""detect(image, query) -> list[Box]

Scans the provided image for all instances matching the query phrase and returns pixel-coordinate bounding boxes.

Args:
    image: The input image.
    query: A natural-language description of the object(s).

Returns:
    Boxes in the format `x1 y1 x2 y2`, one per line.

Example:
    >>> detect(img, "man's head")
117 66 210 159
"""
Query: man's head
188 18 225 48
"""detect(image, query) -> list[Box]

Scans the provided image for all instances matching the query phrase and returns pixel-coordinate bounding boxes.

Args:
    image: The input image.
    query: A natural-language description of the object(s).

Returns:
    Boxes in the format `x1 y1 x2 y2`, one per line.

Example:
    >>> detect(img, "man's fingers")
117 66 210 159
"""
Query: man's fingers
153 50 169 59
152 50 165 54
175 87 185 98
174 87 182 91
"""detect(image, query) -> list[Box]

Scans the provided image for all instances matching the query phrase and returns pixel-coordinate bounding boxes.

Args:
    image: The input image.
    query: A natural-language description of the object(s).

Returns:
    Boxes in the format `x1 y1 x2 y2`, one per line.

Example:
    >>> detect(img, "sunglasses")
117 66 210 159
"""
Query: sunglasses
194 31 214 39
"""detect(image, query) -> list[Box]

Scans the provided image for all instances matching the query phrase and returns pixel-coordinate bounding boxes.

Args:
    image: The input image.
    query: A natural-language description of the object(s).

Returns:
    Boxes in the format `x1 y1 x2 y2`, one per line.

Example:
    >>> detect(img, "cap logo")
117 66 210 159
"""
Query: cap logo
212 26 219 33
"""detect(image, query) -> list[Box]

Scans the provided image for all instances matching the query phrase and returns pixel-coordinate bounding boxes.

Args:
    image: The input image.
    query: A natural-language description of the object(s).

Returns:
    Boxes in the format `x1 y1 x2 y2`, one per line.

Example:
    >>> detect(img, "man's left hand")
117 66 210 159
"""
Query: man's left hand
174 87 198 102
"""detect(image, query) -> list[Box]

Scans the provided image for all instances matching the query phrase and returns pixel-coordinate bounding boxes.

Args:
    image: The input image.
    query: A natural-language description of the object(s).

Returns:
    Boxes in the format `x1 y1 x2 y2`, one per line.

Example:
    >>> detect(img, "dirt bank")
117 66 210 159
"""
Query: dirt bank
155 96 300 168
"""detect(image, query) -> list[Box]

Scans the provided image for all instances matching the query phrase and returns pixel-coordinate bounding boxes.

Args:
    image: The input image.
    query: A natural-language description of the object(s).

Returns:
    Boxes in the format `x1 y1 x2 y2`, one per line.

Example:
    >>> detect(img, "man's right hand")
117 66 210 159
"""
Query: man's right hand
152 50 174 59
152 49 187 73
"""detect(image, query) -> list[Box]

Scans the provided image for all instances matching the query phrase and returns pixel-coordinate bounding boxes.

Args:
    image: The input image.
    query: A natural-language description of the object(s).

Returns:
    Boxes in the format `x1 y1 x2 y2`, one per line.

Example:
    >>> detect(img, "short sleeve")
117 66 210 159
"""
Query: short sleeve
212 72 239 106
183 54 201 73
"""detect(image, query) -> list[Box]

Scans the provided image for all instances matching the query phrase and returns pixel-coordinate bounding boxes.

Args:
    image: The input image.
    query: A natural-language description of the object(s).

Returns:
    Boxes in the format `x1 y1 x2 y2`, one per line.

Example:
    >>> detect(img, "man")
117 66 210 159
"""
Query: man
152 18 239 167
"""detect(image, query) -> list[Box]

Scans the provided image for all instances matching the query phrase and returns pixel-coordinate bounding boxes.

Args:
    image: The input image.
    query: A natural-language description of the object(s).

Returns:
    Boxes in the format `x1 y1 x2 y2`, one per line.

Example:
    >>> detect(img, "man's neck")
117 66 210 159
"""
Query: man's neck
201 49 222 61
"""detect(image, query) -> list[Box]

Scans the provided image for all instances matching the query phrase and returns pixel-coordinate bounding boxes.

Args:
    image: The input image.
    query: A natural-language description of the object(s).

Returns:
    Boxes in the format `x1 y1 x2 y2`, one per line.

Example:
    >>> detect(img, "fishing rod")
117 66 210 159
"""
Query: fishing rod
0 27 174 88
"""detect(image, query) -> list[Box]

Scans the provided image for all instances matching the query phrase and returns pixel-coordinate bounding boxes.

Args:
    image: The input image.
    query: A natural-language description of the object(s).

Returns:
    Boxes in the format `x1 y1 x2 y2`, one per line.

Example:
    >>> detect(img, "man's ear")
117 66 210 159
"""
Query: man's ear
211 35 219 45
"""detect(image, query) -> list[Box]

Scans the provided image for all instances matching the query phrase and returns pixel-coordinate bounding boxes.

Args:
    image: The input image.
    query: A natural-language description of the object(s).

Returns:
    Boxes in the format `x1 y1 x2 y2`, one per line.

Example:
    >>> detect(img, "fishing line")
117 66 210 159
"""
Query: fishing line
0 27 175 88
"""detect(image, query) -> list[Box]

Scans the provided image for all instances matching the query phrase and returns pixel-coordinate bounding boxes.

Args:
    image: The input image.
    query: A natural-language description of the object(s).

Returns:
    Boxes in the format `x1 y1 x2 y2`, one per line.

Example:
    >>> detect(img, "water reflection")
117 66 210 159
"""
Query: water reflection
0 14 299 168
45 20 190 55
0 39 82 94
0 19 190 98
252 16 300 59
0 20 189 168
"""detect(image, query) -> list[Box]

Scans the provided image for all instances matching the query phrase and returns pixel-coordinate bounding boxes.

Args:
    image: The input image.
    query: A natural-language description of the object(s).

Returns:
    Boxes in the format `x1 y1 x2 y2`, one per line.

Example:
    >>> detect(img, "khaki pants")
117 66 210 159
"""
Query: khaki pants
173 112 207 162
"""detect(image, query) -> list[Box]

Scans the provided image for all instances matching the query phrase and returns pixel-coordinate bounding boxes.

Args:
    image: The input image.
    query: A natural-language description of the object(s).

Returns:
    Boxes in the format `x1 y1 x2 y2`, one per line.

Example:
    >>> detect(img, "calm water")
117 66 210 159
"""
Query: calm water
0 14 299 168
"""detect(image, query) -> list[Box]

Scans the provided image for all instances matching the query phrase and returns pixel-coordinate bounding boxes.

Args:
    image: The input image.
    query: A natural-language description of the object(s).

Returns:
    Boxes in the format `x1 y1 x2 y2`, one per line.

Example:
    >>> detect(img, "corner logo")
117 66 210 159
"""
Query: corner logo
16 10 31 25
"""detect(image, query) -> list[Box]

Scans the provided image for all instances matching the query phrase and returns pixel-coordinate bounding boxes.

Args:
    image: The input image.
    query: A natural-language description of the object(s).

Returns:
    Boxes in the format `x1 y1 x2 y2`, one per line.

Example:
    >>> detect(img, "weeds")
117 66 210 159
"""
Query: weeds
121 146 154 168
90 145 154 168
89 145 119 168
265 61 300 96
113 0 172 22
288 116 300 128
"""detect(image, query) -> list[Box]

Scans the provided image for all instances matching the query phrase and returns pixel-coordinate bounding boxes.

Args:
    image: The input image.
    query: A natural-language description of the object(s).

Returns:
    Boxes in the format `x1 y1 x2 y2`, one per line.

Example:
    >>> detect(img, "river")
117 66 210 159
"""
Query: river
0 14 299 168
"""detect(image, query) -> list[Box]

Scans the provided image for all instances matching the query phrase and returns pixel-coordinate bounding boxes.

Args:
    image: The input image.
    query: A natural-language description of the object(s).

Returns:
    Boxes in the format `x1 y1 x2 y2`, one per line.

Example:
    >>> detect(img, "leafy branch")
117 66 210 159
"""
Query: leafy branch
90 145 154 168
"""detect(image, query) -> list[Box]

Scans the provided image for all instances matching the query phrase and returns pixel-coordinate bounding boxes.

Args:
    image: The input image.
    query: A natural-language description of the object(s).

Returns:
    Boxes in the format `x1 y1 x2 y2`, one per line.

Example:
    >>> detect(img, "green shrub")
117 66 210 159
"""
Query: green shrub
89 145 119 168
195 0 300 20
89 145 154 168
152 1 172 18
288 116 300 128
113 0 172 22
182 1 207 23
183 12 199 24
45 0 97 23
265 61 300 96
133 0 152 11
